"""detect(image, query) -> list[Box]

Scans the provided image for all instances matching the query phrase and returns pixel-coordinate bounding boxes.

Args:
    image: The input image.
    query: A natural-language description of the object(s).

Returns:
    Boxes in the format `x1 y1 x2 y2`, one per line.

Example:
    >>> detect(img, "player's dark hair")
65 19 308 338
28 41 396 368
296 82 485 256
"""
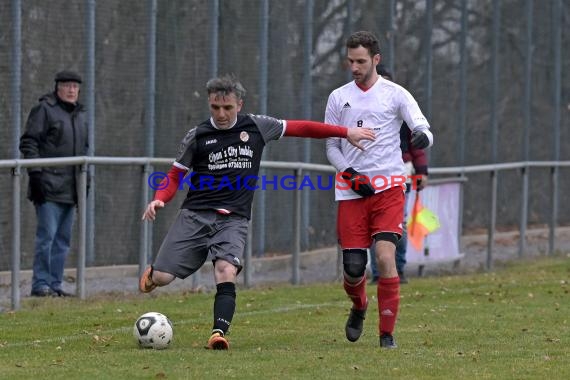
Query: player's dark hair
346 31 381 57
206 75 246 101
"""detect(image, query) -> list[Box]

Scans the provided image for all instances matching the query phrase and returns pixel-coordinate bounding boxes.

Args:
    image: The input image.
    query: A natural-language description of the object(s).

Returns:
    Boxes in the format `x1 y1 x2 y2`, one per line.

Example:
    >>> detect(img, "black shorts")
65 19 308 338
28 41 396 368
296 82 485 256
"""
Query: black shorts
152 209 248 278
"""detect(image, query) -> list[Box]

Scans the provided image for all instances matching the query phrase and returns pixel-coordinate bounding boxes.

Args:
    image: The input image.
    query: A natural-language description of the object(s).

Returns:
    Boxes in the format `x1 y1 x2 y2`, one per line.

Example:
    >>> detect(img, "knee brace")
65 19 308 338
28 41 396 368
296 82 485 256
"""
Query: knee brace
373 232 400 246
342 249 368 278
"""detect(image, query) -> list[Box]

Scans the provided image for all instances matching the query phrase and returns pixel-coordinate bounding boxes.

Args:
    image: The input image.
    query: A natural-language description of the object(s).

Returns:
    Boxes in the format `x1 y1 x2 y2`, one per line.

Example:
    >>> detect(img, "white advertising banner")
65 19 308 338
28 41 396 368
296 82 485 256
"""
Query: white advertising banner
405 182 463 265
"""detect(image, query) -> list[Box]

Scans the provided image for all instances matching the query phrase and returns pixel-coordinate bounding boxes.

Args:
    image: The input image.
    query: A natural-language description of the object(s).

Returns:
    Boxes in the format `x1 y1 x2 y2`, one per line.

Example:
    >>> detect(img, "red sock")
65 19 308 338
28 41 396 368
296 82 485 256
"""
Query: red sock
343 276 368 310
377 277 400 334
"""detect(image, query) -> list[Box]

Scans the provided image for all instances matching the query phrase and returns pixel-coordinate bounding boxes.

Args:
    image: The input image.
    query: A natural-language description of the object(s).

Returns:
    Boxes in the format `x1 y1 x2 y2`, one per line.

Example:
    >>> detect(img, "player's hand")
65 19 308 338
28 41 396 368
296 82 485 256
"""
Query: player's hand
346 128 375 150
416 174 428 191
341 167 376 197
411 131 429 149
142 200 165 221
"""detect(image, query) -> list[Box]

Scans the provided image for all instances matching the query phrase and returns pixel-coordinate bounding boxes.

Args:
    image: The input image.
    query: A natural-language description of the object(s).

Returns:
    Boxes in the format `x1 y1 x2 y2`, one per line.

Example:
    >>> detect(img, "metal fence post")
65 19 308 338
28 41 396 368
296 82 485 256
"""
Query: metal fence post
11 165 21 310
10 0 22 310
519 165 529 257
76 163 88 299
255 0 269 258
85 0 96 266
244 218 253 288
549 0 562 255
487 170 498 270
301 0 314 250
549 166 558 254
292 168 302 284
139 163 151 276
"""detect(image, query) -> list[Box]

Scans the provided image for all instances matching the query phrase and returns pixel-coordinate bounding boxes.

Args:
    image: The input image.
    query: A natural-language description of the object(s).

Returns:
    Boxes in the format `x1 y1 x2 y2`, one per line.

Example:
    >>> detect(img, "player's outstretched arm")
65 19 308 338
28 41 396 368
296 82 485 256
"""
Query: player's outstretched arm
284 120 375 150
141 165 187 221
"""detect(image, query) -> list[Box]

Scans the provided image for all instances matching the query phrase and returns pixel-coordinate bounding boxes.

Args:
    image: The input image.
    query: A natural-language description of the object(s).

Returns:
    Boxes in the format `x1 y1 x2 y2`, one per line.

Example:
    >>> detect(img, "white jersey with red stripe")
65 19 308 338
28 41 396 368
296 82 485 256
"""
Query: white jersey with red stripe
325 76 433 201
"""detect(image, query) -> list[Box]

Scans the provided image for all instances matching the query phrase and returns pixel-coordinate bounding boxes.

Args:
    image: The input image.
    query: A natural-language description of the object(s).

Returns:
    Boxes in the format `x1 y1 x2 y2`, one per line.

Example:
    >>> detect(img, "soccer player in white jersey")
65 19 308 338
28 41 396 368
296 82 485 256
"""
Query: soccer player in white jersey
325 31 433 349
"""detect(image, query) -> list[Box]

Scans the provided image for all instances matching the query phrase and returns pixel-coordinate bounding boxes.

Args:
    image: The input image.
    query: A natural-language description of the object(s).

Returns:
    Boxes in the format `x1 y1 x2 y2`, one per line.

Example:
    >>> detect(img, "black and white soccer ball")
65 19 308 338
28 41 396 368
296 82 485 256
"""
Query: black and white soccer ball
133 312 173 349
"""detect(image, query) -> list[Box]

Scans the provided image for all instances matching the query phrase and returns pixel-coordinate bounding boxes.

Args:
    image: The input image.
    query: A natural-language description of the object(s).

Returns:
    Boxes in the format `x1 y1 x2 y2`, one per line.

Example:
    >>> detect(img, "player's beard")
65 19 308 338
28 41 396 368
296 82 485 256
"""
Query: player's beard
354 65 375 87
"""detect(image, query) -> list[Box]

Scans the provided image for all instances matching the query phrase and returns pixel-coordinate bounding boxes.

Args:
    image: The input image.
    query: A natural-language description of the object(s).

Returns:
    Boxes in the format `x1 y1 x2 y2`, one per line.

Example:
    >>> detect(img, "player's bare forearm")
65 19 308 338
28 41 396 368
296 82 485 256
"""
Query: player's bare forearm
142 200 165 221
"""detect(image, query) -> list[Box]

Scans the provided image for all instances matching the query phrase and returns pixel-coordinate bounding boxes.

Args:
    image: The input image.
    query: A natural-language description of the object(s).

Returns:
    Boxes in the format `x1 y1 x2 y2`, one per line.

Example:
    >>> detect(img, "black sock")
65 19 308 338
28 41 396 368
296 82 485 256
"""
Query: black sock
213 282 236 335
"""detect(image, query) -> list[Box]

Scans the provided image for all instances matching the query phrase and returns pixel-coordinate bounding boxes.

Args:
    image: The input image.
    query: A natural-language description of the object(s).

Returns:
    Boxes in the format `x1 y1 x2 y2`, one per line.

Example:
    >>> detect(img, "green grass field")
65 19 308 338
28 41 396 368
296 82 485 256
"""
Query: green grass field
1 256 568 379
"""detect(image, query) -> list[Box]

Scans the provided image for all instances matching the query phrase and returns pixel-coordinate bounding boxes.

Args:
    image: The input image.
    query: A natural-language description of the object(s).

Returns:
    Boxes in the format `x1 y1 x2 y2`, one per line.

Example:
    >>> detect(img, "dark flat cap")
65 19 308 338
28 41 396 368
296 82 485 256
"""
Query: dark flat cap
54 70 82 84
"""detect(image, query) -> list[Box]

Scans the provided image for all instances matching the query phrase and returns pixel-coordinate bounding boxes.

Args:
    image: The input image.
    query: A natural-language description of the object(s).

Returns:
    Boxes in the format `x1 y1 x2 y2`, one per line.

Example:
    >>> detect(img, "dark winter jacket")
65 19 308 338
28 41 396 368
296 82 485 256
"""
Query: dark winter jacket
19 92 88 205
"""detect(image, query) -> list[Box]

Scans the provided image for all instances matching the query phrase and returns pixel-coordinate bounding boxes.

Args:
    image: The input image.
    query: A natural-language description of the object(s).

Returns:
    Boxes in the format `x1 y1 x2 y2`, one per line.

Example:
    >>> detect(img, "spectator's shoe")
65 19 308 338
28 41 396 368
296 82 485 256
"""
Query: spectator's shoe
139 266 157 293
380 333 398 349
206 331 229 350
30 287 57 297
54 289 75 297
369 276 379 285
399 274 409 284
345 305 367 342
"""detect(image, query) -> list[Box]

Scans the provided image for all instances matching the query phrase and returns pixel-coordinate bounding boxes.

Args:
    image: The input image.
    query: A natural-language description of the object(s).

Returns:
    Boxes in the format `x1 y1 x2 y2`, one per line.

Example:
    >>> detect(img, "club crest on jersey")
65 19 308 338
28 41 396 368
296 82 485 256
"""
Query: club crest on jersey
240 131 250 142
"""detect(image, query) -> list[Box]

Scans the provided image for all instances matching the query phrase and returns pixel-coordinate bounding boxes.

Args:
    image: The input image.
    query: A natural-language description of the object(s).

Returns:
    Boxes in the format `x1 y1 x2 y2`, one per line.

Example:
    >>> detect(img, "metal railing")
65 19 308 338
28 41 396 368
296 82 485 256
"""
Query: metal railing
2 157 569 310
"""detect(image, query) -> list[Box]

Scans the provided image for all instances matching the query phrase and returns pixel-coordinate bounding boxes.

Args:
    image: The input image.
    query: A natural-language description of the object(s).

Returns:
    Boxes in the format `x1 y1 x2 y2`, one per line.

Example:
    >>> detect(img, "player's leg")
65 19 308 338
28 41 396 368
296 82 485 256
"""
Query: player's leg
371 187 405 348
395 221 408 283
207 260 237 350
139 266 174 293
369 241 379 284
139 209 211 292
207 213 248 350
337 199 371 342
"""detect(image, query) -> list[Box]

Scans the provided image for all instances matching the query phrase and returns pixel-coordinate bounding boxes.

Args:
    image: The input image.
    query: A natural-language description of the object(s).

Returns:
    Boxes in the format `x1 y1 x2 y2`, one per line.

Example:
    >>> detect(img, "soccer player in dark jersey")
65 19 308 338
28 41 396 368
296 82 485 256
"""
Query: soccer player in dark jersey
139 75 376 350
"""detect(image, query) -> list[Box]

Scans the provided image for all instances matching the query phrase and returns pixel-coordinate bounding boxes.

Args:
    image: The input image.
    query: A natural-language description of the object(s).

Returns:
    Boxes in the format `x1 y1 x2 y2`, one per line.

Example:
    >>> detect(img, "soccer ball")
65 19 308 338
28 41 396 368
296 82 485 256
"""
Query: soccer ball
133 312 173 349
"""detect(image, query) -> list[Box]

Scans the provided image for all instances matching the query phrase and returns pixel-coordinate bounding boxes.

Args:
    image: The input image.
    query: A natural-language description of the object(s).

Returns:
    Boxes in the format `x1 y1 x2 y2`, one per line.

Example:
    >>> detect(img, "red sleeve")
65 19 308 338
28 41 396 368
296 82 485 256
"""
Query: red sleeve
284 120 348 139
154 166 187 203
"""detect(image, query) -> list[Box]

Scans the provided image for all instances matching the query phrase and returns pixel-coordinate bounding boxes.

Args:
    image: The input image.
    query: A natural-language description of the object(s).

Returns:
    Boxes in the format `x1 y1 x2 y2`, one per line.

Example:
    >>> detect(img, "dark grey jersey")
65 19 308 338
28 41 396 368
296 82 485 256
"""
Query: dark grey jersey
174 114 285 219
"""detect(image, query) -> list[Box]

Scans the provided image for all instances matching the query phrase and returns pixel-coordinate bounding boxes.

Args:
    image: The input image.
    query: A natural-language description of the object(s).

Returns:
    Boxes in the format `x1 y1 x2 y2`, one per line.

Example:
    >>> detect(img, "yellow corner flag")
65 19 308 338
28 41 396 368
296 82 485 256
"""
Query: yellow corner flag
407 192 441 251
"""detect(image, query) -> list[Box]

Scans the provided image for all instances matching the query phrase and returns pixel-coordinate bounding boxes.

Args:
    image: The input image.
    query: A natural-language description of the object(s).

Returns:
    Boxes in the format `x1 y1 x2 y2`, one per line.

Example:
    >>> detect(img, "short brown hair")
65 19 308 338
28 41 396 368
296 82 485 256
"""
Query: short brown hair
346 31 381 57
206 75 246 101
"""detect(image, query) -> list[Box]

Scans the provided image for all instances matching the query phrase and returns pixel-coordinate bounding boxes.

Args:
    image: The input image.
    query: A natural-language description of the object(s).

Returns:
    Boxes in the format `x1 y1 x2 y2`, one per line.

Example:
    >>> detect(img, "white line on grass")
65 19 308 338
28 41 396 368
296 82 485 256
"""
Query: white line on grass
3 301 345 348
